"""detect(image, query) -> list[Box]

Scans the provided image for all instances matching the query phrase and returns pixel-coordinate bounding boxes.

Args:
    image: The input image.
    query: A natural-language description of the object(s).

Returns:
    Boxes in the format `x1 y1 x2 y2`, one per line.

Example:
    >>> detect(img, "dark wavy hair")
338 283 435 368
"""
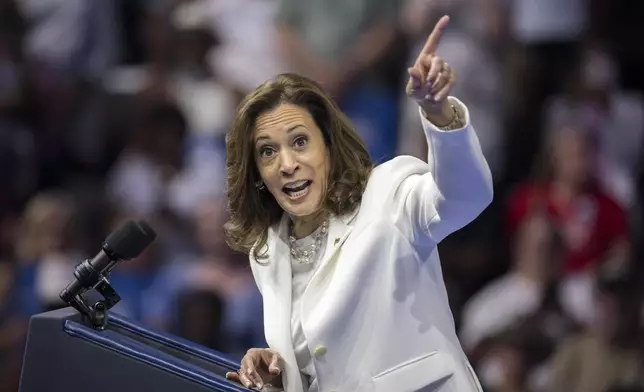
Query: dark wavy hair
224 73 373 260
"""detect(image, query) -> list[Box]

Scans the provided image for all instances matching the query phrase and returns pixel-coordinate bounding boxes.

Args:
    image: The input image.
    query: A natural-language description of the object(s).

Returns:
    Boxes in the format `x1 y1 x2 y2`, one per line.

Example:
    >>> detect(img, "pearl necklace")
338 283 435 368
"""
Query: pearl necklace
289 220 329 265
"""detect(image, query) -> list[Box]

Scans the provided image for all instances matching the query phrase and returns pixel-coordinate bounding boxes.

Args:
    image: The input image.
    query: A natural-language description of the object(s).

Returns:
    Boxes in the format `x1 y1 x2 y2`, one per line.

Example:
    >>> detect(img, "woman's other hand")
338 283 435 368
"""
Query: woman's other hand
225 348 283 389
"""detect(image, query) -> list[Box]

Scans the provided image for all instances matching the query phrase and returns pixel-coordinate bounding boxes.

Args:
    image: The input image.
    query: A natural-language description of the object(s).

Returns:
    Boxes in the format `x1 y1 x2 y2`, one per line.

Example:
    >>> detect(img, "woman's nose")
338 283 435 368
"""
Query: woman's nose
279 151 298 175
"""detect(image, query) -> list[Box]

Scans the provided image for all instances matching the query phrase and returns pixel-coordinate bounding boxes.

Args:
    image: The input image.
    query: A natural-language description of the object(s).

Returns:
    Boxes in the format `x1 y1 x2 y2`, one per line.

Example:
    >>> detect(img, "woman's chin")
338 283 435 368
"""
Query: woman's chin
281 199 320 218
285 206 318 217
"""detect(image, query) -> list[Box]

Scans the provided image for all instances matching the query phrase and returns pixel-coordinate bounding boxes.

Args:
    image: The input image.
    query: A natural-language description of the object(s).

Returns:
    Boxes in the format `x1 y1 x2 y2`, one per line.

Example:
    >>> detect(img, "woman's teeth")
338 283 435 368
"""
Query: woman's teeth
284 181 311 199
286 187 309 199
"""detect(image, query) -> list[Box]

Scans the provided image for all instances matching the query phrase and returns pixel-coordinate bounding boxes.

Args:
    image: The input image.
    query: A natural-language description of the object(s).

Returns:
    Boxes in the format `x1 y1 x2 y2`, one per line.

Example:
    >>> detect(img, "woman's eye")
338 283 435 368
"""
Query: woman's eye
259 147 275 158
293 137 308 148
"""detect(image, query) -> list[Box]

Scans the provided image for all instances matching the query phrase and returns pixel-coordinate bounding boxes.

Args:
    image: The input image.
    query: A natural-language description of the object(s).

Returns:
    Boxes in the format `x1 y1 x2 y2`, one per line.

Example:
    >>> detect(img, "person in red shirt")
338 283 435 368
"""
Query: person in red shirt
506 124 630 275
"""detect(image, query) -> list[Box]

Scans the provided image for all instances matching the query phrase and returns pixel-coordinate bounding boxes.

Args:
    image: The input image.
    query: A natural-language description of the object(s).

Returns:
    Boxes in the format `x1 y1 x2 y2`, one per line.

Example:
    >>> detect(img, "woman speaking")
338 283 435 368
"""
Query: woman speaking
225 16 492 392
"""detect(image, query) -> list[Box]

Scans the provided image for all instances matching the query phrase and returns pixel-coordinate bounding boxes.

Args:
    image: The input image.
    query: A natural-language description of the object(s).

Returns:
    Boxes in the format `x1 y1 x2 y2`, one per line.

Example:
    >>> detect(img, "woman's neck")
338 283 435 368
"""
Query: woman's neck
290 212 327 239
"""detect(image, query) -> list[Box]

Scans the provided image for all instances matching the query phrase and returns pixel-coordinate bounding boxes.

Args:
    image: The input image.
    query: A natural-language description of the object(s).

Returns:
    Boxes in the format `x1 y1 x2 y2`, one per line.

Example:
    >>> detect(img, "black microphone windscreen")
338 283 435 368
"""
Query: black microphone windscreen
103 220 157 260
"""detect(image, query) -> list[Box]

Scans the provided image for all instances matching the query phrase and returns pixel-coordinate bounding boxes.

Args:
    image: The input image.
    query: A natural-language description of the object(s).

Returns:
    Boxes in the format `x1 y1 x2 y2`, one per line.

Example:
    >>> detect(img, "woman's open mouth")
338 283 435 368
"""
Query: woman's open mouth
282 180 312 200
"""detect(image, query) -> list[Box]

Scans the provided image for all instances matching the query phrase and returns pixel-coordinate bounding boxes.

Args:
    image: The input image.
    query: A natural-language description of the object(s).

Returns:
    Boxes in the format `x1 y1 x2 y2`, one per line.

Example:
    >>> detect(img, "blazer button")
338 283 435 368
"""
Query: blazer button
313 345 327 357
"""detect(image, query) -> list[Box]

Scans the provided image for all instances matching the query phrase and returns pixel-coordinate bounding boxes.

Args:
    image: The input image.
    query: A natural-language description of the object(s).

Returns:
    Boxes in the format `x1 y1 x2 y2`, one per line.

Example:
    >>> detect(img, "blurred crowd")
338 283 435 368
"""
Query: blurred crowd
1 0 644 391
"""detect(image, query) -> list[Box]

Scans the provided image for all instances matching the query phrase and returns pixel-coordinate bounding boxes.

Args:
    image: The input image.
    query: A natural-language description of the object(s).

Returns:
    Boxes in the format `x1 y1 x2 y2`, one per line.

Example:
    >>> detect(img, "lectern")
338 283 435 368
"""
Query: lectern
19 307 252 392
21 220 254 392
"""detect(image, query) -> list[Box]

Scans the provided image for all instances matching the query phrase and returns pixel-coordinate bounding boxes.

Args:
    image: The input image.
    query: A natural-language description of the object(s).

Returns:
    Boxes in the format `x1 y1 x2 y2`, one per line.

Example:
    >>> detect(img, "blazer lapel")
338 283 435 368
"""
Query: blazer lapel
320 210 358 272
260 215 303 392
301 208 359 322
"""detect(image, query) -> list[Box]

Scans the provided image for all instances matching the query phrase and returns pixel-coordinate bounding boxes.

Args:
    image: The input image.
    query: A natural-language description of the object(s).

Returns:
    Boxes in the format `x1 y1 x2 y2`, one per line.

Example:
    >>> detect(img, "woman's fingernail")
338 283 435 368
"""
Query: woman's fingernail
434 95 441 101
425 94 433 100
257 382 264 389
426 82 433 89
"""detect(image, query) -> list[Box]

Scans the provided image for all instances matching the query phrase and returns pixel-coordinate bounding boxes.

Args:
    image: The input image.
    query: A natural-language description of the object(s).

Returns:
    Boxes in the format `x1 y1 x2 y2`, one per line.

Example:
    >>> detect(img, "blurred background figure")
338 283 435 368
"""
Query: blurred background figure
460 209 573 356
15 191 81 313
275 0 404 163
461 208 579 391
476 333 533 392
544 39 644 210
1 0 644 390
506 122 631 327
206 0 284 100
548 277 644 392
503 0 590 184
174 197 265 358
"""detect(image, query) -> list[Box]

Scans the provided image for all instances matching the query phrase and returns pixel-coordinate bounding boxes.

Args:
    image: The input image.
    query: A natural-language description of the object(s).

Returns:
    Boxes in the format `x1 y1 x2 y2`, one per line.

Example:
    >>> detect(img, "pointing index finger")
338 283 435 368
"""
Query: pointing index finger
419 15 450 59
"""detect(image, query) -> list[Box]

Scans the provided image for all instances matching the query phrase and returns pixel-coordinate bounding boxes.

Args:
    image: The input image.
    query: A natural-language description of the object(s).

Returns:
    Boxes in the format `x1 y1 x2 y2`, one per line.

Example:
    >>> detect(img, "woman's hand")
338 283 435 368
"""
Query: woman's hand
405 15 456 126
225 348 283 389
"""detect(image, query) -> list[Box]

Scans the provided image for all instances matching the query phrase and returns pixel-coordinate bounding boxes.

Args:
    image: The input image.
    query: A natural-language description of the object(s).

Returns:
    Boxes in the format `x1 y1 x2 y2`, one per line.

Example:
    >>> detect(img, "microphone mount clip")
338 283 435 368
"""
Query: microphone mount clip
64 259 122 330
59 219 157 330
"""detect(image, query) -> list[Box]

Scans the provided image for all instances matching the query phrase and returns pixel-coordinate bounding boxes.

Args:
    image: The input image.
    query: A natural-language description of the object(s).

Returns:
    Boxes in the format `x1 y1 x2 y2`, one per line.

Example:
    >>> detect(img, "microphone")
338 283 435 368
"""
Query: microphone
60 220 157 304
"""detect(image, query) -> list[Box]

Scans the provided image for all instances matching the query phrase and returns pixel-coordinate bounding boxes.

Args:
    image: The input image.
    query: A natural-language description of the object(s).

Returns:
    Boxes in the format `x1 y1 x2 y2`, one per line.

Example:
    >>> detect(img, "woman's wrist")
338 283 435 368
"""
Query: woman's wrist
420 99 454 126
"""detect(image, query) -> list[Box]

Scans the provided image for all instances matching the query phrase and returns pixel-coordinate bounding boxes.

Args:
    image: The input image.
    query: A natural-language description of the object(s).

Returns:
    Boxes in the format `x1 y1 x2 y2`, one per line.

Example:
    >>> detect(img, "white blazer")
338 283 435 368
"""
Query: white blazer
249 97 493 392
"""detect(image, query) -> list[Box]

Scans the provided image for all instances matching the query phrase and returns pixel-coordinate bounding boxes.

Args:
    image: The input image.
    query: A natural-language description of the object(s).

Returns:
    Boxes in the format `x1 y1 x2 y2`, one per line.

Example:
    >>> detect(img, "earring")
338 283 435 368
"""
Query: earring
255 181 265 190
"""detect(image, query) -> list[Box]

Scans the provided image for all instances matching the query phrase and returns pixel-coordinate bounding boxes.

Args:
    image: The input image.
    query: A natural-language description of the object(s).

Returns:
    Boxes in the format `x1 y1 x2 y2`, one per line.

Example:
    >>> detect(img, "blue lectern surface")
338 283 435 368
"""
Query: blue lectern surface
19 307 252 392
107 311 242 373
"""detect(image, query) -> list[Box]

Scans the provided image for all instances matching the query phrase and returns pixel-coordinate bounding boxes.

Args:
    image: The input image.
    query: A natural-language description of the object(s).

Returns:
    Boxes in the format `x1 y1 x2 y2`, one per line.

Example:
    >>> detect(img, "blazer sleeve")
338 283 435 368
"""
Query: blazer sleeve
396 97 493 244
